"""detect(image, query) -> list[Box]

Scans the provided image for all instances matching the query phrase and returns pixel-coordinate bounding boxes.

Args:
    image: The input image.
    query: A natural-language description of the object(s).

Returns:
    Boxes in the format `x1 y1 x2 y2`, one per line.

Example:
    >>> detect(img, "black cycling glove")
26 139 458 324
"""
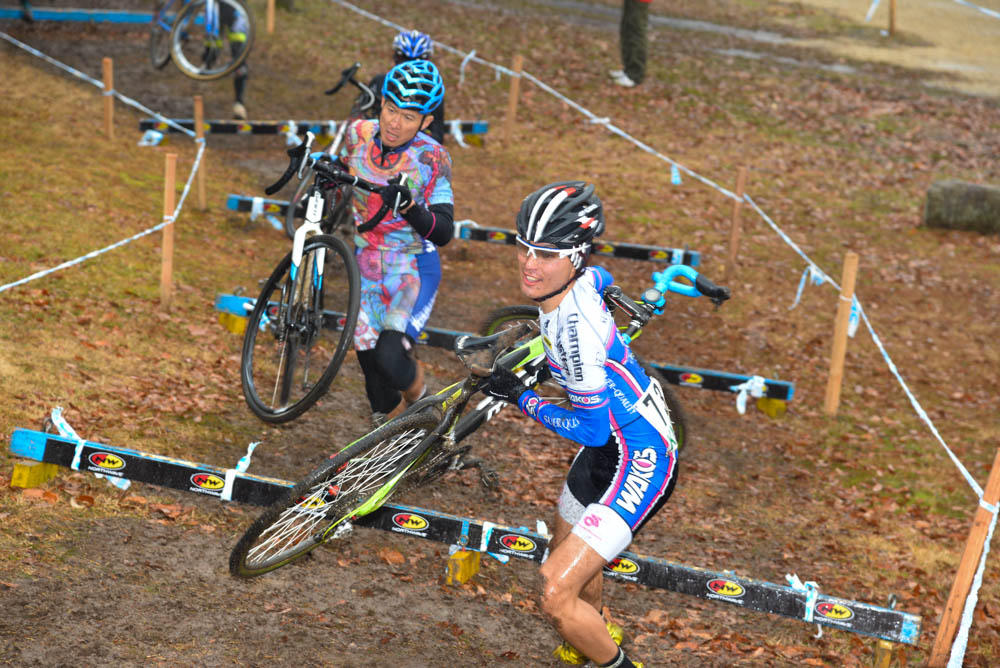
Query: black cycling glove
380 182 413 217
482 366 529 405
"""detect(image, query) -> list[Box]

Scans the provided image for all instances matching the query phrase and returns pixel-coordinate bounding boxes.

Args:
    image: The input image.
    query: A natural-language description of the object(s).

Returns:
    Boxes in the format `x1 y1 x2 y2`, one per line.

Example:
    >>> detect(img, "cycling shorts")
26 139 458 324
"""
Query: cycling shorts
353 247 440 350
558 435 677 561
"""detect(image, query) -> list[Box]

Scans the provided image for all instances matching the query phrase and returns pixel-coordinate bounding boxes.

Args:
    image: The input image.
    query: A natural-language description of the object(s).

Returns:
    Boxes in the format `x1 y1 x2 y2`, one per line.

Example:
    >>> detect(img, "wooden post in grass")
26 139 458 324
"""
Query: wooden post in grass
725 166 748 281
502 54 524 144
160 153 177 310
102 57 114 141
889 0 897 38
823 251 858 416
929 448 1000 666
266 0 275 34
194 95 207 211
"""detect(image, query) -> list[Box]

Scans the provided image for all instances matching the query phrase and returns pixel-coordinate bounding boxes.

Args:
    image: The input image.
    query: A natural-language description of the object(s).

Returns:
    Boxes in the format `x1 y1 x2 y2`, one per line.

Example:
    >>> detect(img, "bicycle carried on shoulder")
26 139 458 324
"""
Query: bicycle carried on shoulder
239 133 410 423
282 63 376 240
229 265 730 577
150 0 255 81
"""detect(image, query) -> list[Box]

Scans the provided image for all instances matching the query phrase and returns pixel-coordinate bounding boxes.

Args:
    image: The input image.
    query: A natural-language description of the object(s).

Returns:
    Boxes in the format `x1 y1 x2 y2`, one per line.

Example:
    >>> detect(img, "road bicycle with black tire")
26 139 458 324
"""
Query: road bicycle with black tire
150 0 255 81
240 133 410 423
283 63 376 240
229 265 729 577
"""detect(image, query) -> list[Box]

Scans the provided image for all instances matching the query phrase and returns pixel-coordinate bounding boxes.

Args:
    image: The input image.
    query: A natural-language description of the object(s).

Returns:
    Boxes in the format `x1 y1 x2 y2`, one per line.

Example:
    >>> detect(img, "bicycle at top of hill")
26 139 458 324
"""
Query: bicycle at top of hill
282 63 376 240
229 264 730 577
239 133 412 424
149 0 255 81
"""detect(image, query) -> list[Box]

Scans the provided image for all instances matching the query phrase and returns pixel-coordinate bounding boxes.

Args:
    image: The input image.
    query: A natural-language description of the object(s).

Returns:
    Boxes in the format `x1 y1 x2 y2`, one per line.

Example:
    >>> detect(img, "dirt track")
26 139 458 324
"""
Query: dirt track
2 0 1000 665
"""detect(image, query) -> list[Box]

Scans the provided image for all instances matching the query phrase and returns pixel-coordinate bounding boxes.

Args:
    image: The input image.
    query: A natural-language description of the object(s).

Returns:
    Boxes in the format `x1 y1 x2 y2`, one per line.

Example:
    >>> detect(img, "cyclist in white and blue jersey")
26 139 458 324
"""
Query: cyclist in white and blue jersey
483 182 676 668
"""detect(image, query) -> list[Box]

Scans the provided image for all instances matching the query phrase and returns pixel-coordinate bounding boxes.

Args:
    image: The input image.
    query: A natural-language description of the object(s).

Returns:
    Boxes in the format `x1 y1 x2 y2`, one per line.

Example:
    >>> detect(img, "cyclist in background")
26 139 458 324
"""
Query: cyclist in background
338 60 453 428
355 29 446 144
482 182 679 668
218 0 250 119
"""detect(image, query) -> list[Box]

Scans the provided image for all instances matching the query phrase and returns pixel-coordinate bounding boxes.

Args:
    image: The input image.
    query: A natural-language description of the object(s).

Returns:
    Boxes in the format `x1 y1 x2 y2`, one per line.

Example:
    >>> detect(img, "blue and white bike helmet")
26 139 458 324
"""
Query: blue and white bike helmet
393 30 434 62
382 60 445 115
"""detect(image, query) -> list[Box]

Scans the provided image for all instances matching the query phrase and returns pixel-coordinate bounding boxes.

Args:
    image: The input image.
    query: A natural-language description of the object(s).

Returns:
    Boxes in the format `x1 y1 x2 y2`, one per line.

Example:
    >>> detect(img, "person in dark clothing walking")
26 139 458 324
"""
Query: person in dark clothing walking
609 0 649 88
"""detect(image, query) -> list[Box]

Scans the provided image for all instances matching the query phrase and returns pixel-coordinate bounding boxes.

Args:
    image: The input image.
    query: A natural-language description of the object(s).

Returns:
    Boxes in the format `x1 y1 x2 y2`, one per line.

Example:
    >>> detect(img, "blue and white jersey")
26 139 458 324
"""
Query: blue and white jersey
517 266 678 453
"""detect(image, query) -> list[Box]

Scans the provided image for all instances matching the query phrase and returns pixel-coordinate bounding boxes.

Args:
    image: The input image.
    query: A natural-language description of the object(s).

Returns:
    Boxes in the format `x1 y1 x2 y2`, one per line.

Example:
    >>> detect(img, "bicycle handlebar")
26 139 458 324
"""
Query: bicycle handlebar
603 265 731 340
325 62 376 113
264 132 408 230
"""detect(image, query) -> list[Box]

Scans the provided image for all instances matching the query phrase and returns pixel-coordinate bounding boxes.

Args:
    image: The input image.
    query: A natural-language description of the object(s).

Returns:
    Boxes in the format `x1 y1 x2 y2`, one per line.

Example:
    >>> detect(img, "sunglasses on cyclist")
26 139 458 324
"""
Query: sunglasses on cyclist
515 236 586 261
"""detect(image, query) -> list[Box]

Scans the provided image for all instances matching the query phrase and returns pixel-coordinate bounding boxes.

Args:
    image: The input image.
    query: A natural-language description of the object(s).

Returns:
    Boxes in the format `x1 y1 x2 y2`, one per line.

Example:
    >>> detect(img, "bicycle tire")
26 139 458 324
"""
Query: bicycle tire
241 234 360 423
169 0 255 82
149 2 173 69
230 411 440 577
478 305 689 451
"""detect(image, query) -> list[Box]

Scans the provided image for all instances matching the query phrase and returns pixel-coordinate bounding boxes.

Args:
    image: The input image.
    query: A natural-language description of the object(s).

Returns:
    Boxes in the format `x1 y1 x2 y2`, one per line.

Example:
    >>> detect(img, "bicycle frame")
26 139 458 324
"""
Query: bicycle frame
155 0 221 35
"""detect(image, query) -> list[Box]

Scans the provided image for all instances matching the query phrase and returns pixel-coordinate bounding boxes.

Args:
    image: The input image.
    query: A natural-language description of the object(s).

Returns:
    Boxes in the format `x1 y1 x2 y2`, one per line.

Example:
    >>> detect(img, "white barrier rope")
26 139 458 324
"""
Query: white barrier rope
326 0 740 201
951 0 1000 20
0 33 206 295
0 141 206 295
1 31 195 137
948 503 998 667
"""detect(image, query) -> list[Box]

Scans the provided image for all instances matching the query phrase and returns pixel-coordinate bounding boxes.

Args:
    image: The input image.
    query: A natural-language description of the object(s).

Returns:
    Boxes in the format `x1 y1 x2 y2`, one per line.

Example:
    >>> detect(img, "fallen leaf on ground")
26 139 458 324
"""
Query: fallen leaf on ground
378 547 405 565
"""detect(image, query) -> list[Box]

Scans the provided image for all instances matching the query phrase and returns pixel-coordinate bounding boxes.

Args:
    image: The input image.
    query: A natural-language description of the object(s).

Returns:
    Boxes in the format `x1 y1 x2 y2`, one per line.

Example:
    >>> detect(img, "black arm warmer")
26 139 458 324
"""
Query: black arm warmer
402 202 454 246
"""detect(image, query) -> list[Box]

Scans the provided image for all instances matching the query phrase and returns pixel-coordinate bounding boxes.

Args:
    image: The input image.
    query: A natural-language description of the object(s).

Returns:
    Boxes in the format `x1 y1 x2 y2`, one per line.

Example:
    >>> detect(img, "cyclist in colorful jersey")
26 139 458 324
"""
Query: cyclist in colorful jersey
483 182 677 668
355 30 446 144
338 59 453 427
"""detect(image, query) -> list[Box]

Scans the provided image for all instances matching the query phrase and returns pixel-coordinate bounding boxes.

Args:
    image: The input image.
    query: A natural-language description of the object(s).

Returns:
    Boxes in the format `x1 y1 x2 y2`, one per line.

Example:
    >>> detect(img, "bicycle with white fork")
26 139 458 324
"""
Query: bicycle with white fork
239 133 410 423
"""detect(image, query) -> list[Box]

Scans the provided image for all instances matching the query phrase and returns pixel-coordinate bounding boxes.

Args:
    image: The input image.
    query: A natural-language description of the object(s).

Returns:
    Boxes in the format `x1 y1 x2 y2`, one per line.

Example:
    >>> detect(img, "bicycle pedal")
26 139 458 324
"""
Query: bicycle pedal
479 468 500 491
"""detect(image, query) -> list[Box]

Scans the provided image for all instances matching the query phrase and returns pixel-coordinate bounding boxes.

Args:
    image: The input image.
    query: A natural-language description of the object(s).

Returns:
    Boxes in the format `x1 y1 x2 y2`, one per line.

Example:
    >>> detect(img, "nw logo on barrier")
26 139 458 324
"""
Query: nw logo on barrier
500 535 536 552
89 452 125 470
815 602 854 621
191 473 225 490
392 513 428 531
707 579 745 598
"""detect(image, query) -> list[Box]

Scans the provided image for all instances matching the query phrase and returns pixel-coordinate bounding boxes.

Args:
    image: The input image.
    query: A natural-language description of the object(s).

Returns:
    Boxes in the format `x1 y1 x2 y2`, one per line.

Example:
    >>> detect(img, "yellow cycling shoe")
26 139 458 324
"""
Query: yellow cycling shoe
606 621 625 646
553 621 626 665
552 641 587 665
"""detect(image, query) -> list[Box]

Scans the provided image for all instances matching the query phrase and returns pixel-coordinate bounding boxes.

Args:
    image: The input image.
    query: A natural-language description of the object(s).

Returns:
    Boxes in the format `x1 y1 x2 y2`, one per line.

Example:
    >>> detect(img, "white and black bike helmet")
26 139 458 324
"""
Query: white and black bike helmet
516 181 605 268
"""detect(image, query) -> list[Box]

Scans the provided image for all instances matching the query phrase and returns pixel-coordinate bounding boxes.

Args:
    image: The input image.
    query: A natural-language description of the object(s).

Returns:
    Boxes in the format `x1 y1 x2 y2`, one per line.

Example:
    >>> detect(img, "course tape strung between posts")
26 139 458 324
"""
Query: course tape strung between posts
326 0 739 202
0 141 205 295
0 31 195 138
0 32 204 296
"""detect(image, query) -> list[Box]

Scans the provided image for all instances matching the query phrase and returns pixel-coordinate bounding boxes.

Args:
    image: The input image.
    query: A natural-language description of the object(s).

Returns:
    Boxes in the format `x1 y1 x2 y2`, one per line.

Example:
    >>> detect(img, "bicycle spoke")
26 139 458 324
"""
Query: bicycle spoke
241 236 358 422
240 426 429 569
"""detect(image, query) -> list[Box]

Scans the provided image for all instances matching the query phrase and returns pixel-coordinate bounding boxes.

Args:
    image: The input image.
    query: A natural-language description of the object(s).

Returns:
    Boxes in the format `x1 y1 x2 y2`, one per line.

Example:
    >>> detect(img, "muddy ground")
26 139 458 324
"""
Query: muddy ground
2 0 1000 666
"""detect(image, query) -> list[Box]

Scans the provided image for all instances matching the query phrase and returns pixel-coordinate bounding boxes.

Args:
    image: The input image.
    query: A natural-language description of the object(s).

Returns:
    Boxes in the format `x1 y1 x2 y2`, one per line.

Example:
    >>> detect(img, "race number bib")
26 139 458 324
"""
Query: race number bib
635 378 678 452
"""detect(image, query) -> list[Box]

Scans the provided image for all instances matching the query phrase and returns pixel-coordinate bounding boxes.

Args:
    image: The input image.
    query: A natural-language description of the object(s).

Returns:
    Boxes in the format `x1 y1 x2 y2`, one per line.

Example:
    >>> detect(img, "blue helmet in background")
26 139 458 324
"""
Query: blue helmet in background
393 30 434 61
382 60 445 115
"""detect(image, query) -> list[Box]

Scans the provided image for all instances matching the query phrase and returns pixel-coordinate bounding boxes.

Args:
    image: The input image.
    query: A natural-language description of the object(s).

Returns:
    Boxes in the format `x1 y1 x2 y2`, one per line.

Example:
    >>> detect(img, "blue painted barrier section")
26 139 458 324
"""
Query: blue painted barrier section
0 7 152 22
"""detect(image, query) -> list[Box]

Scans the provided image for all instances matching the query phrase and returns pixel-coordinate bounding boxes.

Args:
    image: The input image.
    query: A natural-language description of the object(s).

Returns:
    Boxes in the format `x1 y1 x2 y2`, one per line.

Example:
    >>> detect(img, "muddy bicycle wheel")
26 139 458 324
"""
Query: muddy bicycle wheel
169 0 255 81
240 234 359 423
229 411 440 577
479 305 689 451
149 2 173 69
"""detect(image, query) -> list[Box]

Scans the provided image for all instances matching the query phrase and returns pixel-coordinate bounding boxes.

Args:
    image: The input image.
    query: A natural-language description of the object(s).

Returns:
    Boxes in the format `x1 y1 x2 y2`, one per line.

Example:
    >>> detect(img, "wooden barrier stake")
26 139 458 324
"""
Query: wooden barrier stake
889 0 897 37
502 54 524 144
725 166 748 281
102 57 114 141
266 0 275 34
160 153 177 310
929 448 1000 666
823 251 858 415
194 95 207 211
